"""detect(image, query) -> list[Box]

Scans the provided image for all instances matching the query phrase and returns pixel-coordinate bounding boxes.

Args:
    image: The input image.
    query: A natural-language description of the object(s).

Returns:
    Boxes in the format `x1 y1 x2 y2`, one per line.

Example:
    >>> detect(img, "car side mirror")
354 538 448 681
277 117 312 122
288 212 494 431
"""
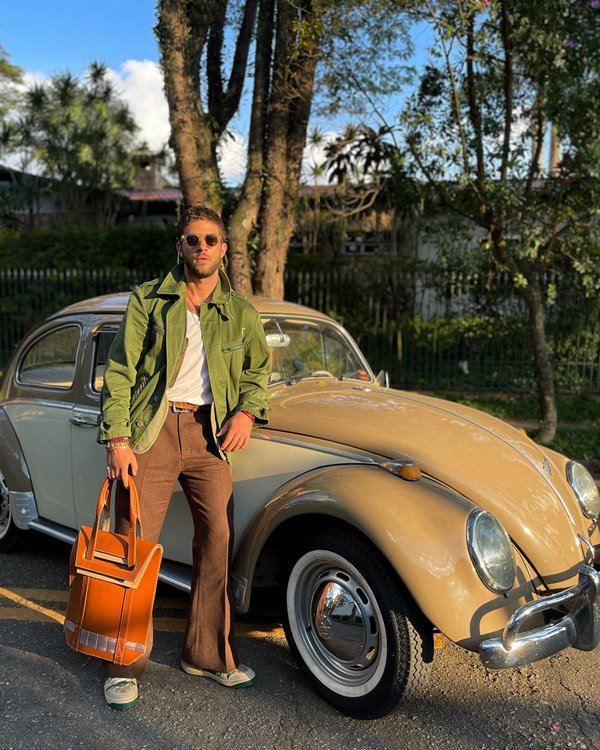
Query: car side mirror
375 370 389 388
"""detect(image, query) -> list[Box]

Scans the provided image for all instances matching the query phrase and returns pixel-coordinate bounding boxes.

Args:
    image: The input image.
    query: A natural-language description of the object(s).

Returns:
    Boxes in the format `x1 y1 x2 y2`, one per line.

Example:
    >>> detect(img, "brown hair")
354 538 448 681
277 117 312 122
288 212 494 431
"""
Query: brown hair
176 205 226 239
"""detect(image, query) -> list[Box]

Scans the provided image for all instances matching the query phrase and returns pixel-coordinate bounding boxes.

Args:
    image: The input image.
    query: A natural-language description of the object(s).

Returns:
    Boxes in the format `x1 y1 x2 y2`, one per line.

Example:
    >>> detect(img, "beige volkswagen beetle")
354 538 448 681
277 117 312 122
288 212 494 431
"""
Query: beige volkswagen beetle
1 293 599 719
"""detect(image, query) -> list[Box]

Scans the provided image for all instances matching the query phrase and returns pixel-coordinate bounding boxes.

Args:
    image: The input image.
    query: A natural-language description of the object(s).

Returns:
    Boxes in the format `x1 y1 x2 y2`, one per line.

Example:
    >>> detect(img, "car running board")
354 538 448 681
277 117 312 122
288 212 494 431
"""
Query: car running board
28 518 193 593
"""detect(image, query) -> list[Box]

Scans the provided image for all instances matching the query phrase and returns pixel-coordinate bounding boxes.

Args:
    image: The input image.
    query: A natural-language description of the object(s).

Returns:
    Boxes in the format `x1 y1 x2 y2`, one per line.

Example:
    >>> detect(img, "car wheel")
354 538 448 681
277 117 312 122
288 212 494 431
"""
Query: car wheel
283 529 433 719
0 469 21 553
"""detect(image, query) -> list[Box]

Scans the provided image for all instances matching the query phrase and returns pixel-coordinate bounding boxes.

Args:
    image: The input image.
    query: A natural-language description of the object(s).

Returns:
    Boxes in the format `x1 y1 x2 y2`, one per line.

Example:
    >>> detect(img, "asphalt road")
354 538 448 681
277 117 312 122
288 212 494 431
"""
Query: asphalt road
1 532 600 750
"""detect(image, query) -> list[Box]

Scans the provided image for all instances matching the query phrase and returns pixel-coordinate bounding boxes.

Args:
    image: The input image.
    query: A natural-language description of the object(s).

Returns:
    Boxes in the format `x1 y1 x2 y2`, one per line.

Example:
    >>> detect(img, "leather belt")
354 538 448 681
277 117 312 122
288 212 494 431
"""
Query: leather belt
169 401 201 412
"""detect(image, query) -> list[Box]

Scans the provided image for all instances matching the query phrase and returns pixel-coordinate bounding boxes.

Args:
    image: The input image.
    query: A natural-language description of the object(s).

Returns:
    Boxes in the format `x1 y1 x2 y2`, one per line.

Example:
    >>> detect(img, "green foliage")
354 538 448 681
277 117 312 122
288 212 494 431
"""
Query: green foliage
0 44 22 124
0 225 176 272
314 0 413 119
548 427 600 467
442 392 600 424
6 62 138 226
400 0 600 288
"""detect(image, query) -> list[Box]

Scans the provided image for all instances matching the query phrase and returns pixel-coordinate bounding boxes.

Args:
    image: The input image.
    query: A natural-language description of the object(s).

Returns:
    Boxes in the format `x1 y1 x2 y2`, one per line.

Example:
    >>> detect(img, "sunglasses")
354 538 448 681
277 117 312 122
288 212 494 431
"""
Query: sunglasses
181 233 223 248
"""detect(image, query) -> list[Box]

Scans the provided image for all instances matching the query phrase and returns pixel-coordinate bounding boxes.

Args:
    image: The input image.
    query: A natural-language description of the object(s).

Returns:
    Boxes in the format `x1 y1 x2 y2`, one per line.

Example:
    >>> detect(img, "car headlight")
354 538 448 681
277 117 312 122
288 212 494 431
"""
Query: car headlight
567 461 600 519
467 510 516 593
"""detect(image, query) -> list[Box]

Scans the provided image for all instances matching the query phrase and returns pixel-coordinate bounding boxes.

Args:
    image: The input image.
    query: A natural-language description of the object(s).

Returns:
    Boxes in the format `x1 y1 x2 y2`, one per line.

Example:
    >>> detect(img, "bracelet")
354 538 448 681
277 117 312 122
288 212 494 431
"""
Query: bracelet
240 410 255 423
107 438 130 450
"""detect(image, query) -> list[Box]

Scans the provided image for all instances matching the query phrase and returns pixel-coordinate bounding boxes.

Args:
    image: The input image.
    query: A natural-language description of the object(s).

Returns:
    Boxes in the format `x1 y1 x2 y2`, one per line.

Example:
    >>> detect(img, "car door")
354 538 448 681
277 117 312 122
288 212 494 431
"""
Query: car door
70 321 120 527
5 322 83 529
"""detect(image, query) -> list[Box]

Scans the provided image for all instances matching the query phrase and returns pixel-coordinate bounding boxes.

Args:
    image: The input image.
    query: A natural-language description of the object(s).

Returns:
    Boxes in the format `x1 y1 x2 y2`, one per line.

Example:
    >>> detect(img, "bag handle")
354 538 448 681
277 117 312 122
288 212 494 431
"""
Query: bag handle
86 479 142 568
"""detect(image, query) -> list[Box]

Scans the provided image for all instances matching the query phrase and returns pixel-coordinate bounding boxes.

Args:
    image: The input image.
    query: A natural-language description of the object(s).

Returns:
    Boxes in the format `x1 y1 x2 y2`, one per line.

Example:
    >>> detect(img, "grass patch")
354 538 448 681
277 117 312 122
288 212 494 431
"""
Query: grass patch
436 392 600 425
546 427 600 466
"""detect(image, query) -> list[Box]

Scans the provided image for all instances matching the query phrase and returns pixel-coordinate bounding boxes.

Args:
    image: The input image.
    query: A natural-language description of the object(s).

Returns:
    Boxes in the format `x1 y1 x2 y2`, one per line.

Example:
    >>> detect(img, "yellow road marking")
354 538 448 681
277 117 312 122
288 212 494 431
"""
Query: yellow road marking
0 587 284 637
10 588 69 602
7 589 189 608
0 586 65 625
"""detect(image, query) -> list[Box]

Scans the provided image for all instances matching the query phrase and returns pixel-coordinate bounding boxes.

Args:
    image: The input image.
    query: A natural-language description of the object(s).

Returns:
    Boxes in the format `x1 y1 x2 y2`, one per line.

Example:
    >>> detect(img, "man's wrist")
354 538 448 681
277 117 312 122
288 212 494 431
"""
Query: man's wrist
240 410 255 423
106 437 131 450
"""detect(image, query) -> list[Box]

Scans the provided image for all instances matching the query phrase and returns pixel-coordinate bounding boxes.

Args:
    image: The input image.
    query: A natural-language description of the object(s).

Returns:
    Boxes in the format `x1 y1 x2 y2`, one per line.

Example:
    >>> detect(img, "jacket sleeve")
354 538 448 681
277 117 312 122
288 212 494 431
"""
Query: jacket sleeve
97 288 149 443
235 310 271 425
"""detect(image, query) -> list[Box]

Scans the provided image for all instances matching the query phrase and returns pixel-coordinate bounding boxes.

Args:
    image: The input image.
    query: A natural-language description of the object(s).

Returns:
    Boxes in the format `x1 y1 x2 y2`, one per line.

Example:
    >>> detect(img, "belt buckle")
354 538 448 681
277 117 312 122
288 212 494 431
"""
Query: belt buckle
171 401 198 414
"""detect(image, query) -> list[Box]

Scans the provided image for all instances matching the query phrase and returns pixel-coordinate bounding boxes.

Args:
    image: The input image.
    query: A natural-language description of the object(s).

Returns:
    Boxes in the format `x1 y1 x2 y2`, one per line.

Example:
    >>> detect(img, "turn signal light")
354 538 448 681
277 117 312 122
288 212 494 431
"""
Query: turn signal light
380 460 421 481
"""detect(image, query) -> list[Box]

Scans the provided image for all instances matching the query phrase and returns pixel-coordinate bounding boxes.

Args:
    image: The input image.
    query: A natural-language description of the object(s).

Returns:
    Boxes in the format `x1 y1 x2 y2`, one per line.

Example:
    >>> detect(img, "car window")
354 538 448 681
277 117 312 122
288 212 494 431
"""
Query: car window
262 317 371 384
18 325 81 390
92 328 118 392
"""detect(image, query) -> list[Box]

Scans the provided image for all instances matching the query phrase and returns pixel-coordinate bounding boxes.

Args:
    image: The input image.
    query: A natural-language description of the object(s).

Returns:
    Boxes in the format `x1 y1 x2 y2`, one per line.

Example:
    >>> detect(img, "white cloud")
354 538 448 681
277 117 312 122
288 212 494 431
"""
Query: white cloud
107 60 170 152
21 71 48 89
110 61 248 185
218 131 247 186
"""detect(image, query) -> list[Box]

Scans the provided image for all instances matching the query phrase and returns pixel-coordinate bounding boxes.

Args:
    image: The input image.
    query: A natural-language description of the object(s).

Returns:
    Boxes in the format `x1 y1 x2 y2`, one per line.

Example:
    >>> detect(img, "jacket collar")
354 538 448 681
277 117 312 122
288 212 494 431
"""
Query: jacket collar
157 263 233 311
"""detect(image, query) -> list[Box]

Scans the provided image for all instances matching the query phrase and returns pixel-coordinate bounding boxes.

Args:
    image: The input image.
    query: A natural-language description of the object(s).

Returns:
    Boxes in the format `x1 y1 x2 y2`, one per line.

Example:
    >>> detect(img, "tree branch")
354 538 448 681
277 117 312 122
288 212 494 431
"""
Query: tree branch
220 0 259 128
499 0 514 185
424 0 471 177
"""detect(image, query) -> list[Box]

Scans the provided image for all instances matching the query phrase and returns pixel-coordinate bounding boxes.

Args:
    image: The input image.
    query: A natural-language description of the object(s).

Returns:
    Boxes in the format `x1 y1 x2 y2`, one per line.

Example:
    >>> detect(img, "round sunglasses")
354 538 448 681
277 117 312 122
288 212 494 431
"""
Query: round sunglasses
181 233 223 248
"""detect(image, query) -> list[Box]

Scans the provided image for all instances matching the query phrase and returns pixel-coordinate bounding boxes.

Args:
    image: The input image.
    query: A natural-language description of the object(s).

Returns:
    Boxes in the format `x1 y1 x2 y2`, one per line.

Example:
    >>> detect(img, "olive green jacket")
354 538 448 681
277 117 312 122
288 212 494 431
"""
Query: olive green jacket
98 264 270 454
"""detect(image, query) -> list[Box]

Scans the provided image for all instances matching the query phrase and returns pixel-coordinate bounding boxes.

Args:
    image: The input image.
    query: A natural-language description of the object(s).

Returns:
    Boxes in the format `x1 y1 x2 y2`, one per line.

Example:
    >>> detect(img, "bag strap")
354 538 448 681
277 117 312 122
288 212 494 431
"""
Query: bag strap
86 479 143 568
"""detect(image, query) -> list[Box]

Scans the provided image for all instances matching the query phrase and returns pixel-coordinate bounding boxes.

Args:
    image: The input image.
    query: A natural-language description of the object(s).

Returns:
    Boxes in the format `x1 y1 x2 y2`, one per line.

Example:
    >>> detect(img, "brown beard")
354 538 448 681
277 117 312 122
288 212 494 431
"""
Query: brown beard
182 254 221 279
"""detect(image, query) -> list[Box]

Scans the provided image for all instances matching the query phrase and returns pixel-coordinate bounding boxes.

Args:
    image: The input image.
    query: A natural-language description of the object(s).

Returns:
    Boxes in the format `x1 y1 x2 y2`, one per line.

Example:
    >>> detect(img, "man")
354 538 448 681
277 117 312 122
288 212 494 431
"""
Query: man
98 205 270 709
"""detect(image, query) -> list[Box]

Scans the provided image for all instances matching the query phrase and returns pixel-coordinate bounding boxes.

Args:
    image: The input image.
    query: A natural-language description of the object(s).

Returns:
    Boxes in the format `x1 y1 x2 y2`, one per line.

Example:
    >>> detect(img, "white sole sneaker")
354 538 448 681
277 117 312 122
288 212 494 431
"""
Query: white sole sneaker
180 660 255 688
104 677 139 709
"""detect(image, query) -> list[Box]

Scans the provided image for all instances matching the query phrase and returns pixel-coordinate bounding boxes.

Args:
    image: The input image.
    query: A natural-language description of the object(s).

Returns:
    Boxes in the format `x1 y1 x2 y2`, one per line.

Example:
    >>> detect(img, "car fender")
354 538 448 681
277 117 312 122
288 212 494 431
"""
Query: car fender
234 463 540 650
0 406 37 530
0 407 33 492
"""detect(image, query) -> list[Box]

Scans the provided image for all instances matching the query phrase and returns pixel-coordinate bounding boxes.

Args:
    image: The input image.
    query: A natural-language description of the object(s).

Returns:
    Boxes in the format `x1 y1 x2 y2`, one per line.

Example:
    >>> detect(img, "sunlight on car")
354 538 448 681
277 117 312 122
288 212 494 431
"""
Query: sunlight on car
262 317 369 385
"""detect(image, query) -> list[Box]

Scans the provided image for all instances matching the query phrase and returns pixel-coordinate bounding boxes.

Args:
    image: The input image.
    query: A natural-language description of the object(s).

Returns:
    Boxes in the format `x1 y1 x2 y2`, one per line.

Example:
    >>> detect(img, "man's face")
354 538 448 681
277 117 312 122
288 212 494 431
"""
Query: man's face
177 218 227 280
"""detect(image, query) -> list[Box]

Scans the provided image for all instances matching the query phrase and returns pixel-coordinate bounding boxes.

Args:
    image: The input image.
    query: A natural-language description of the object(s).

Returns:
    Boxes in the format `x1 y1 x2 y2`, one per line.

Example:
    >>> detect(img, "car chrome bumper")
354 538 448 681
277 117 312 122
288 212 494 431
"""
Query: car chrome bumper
479 564 600 669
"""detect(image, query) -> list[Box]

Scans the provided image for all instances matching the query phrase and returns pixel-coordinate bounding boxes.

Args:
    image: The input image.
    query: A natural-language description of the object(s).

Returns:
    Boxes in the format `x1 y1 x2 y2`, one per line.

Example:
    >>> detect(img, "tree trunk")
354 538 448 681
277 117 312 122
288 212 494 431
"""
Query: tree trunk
156 0 223 209
254 0 319 299
518 275 558 444
228 0 275 295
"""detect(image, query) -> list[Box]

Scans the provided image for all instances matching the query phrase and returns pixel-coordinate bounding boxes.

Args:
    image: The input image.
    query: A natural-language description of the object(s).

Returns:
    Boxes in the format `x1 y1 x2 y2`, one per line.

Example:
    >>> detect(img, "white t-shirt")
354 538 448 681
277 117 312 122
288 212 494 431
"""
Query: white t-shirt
166 310 213 405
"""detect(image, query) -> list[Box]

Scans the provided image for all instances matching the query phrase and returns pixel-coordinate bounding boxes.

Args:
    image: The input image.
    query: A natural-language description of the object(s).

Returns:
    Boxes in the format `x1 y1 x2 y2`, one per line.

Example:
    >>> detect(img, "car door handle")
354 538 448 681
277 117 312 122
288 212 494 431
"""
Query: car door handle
69 415 100 427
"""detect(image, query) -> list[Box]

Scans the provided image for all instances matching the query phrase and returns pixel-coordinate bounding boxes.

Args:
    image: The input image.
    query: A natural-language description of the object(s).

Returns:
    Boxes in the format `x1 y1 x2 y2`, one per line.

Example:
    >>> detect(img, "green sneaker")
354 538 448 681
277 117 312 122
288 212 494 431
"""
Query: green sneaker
181 660 255 688
104 677 138 709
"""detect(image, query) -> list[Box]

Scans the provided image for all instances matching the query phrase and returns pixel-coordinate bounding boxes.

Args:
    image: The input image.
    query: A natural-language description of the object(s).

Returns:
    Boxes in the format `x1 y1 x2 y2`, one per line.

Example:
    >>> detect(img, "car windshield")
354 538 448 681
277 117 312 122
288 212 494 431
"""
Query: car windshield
262 317 372 385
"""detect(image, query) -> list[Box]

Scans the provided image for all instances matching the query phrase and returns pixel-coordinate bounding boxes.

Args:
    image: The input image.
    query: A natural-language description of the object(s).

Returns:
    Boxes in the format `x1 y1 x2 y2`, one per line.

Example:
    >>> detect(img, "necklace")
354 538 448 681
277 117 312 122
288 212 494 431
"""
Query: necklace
186 287 212 313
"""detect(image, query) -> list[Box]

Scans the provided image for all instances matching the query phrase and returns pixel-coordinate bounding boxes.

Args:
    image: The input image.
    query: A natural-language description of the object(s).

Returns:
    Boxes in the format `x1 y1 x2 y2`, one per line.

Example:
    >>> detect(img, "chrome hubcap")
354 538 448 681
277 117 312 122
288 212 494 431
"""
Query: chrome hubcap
0 471 10 539
313 579 378 664
287 550 386 694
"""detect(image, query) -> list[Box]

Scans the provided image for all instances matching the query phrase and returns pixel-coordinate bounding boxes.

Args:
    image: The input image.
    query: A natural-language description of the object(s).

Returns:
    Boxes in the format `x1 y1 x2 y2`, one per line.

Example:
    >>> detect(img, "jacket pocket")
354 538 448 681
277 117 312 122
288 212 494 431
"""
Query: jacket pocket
221 342 244 352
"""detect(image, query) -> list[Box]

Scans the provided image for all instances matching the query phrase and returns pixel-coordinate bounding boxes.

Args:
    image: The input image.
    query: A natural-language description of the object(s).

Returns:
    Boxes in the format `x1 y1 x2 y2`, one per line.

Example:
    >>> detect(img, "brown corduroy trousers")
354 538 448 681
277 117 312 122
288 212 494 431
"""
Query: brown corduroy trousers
105 405 237 680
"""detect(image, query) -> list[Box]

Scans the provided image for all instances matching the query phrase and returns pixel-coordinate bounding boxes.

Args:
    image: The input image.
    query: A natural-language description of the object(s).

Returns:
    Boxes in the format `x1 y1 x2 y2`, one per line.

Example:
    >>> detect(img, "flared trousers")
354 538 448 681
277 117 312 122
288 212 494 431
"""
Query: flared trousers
105 405 237 679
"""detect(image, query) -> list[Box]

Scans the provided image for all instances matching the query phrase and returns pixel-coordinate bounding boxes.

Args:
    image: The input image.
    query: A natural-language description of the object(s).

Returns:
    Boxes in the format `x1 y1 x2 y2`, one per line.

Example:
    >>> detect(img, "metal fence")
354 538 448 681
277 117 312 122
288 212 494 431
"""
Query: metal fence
1 267 599 392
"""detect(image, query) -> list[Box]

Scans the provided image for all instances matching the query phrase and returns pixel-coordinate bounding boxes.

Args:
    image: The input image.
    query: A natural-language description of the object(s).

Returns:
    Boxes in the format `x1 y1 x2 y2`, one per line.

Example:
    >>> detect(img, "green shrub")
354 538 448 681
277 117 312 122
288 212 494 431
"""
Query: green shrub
0 225 176 272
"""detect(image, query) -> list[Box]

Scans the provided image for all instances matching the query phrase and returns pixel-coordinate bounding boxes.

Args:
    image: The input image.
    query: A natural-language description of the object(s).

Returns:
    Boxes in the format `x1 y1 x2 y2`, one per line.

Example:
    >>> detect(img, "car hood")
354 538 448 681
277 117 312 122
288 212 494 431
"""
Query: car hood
267 380 585 585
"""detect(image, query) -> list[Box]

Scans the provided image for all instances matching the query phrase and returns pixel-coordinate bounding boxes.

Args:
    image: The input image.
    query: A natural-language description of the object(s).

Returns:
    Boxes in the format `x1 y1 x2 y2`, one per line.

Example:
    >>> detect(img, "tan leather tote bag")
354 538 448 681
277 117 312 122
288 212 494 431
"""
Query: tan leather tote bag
64 478 163 665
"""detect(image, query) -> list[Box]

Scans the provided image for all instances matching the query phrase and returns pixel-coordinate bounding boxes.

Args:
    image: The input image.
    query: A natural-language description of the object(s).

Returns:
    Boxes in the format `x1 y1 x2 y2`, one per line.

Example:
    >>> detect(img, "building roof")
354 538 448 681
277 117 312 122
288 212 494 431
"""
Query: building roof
116 188 183 202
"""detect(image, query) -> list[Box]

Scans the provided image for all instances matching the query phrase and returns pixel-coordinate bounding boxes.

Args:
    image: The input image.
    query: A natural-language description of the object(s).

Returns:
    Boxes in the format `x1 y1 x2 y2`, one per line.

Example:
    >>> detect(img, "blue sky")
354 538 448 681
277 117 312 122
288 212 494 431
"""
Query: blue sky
1 1 160 76
1 2 427 183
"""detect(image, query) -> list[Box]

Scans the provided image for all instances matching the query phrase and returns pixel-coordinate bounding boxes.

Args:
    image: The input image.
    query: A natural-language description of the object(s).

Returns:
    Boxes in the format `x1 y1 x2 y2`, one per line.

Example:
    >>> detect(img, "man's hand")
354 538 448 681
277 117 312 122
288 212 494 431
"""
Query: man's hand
217 411 254 452
106 447 138 488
